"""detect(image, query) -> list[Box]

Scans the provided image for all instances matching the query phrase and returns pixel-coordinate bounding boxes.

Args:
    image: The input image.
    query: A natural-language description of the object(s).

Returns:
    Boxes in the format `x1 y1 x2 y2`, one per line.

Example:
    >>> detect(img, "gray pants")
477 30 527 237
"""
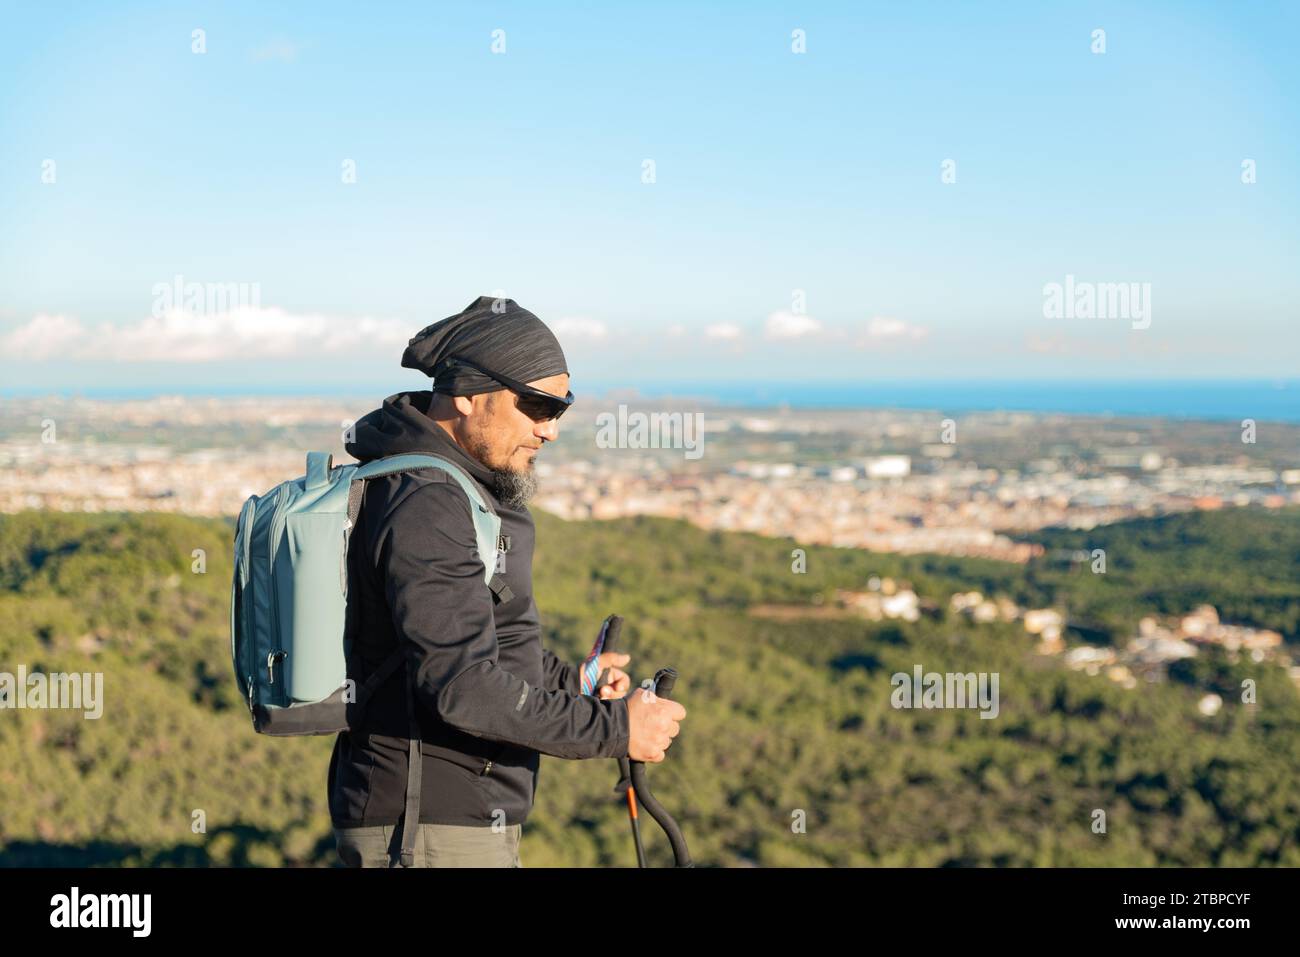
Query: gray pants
334 822 523 868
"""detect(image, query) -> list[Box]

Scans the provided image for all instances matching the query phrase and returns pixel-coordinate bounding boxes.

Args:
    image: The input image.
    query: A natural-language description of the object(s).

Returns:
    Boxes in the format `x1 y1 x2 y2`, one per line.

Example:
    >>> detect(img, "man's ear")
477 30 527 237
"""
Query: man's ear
452 394 475 417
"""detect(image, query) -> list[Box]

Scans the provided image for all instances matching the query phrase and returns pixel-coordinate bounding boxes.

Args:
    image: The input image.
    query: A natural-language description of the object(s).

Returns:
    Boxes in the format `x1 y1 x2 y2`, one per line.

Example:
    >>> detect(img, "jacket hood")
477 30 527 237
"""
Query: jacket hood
345 390 494 487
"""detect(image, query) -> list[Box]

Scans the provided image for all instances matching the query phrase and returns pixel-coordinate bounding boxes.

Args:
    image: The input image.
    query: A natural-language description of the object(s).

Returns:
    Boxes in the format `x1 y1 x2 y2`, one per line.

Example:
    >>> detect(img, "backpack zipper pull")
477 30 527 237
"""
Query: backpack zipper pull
267 650 286 684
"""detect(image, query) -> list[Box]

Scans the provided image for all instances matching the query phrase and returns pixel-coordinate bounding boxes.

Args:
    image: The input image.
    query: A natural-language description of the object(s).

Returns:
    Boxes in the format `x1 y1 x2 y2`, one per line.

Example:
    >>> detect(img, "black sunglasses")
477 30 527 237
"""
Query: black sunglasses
444 358 575 422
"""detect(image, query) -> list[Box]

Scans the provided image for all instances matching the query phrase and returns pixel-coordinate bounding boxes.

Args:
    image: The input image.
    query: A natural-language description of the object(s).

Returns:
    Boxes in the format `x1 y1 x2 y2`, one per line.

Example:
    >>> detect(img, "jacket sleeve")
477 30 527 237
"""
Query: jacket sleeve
378 476 628 760
542 648 581 695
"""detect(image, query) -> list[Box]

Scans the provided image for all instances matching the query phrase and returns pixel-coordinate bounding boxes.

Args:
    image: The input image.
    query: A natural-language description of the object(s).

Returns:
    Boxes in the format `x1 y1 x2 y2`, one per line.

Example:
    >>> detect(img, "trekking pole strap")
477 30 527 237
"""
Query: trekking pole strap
581 614 623 696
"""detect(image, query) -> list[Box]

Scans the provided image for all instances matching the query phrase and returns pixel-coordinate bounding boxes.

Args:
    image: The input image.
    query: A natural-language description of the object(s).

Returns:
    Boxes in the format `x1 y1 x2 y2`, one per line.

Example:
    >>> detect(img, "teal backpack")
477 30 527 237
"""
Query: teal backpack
230 450 510 865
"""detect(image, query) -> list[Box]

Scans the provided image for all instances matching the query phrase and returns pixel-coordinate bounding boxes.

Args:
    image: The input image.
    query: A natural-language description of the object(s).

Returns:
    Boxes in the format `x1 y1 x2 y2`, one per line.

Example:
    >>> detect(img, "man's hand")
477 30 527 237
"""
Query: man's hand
595 652 631 700
625 684 687 762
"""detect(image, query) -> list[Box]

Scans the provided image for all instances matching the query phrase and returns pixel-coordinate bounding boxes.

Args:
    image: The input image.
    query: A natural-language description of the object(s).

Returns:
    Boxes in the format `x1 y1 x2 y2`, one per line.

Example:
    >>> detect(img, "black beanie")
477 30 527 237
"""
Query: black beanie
401 296 569 396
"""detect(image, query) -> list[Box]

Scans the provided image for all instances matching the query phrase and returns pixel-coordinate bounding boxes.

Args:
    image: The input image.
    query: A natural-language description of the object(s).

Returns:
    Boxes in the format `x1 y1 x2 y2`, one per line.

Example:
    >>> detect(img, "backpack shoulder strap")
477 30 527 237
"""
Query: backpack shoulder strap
348 453 504 590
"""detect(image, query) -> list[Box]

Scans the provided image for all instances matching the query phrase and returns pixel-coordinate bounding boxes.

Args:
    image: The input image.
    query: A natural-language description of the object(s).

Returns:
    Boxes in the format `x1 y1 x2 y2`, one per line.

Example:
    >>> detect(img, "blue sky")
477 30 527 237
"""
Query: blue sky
1 1 1297 396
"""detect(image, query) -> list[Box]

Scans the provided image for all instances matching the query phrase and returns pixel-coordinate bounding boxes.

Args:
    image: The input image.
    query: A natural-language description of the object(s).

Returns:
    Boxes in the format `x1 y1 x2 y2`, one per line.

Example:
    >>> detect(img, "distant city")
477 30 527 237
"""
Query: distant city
2 394 1297 566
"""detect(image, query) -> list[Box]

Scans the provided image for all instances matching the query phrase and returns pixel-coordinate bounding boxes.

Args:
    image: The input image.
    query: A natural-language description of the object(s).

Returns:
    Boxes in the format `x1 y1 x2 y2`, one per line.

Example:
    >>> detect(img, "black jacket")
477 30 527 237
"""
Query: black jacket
327 390 630 828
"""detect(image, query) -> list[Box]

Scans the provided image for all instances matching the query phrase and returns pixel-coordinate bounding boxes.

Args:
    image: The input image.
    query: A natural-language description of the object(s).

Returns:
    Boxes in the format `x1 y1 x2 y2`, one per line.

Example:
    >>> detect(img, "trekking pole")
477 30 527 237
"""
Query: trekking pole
628 668 693 868
592 616 648 868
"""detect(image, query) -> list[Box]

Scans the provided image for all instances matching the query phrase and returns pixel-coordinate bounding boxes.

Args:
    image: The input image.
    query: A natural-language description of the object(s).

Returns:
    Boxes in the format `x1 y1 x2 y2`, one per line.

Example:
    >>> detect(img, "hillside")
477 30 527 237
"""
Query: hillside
1021 508 1300 641
1 507 1298 866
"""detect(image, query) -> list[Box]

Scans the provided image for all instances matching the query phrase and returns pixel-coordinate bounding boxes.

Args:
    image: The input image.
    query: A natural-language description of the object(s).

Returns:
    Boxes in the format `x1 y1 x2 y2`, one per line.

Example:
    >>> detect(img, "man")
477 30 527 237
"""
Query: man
328 295 687 867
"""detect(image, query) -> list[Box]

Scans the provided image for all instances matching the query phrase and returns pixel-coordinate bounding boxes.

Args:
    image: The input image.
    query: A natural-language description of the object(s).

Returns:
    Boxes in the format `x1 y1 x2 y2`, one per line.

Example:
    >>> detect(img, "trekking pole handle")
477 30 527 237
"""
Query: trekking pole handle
629 666 693 867
597 614 623 687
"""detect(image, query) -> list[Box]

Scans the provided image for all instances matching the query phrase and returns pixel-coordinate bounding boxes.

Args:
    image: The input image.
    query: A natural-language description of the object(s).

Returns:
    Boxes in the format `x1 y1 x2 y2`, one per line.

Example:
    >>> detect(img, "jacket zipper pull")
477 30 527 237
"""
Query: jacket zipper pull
481 760 493 776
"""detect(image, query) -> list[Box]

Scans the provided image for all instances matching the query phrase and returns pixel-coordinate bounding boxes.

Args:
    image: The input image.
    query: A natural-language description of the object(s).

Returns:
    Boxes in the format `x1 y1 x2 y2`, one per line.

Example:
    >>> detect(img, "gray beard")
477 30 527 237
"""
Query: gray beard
492 467 538 509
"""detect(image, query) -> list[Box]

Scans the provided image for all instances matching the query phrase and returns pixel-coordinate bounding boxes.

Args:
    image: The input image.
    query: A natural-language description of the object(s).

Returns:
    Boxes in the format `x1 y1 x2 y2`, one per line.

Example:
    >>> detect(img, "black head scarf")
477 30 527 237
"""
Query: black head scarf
401 295 569 396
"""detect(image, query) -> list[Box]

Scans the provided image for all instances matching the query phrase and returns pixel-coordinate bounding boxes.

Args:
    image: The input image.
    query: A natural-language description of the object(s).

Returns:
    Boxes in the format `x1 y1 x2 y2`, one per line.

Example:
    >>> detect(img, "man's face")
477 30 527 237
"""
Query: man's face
457 372 569 474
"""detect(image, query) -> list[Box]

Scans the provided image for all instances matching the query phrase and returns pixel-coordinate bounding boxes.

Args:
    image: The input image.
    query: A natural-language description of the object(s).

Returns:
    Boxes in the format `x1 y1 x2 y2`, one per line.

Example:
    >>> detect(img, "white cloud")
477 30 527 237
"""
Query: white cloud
0 314 85 361
859 316 928 341
764 311 821 339
704 322 742 340
0 308 412 363
551 316 608 339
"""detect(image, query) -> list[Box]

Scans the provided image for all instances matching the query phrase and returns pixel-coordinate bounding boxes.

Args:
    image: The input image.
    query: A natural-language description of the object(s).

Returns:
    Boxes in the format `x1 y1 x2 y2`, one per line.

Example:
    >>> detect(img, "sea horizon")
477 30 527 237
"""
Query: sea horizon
4 379 1299 423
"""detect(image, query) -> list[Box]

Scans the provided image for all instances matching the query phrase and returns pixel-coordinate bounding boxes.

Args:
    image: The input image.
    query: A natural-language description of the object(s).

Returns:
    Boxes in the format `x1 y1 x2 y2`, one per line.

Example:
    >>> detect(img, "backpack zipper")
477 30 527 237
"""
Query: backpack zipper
340 519 350 596
264 483 293 708
234 496 258 711
480 760 493 776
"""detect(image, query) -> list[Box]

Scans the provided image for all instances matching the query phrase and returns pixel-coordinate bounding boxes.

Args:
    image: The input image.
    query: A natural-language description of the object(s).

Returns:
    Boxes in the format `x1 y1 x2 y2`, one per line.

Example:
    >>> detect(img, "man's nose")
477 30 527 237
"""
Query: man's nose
535 417 560 442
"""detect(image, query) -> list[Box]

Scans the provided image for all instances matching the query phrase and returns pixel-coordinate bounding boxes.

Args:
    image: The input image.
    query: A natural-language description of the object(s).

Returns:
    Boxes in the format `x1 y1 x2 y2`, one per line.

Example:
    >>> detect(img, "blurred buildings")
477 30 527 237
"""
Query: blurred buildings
3 397 1298 567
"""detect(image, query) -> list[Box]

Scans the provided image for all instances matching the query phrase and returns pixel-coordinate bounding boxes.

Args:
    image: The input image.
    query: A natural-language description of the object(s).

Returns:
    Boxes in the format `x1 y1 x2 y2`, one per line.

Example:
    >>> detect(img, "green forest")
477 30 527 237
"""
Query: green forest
1 506 1298 866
